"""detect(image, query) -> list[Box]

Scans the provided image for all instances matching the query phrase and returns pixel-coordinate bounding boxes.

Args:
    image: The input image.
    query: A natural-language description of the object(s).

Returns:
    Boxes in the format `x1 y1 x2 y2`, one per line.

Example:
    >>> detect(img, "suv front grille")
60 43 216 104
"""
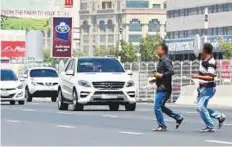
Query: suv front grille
1 94 15 98
92 82 125 90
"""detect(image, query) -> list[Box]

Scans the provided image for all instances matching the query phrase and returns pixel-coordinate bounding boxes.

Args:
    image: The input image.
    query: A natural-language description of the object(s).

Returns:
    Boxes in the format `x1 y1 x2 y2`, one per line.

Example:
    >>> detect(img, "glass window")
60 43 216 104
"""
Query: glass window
77 58 124 72
80 2 88 10
129 19 142 32
83 35 88 43
152 4 161 9
107 20 114 32
30 69 58 77
126 1 149 8
128 34 142 42
218 27 223 35
93 35 97 43
82 21 89 33
99 21 106 32
0 69 17 81
100 35 106 43
228 26 232 35
148 19 160 32
108 35 114 43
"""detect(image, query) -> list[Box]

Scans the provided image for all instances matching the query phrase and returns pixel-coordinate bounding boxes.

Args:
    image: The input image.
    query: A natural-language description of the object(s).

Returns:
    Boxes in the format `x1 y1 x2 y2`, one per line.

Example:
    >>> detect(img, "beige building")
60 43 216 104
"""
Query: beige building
79 0 167 55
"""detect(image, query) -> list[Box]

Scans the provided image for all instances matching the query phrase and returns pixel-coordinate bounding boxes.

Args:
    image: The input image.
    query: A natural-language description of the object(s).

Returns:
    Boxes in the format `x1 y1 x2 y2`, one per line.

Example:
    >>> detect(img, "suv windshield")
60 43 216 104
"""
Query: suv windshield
0 69 18 81
30 69 58 77
77 58 124 72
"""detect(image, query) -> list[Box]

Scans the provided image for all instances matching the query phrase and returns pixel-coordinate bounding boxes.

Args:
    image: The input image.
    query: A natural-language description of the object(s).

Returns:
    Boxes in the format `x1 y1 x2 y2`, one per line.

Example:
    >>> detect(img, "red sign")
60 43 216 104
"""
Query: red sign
52 17 72 58
1 41 25 57
64 0 73 8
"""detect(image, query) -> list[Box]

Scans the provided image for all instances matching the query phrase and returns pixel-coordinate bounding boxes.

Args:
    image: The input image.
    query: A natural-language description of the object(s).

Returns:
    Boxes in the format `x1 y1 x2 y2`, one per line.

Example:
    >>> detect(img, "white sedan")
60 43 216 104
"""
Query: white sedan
0 69 25 105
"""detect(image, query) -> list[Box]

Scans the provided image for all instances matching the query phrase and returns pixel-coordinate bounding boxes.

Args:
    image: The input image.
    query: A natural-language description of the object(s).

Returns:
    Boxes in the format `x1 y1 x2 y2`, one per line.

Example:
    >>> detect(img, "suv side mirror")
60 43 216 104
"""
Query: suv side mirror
66 70 74 76
126 70 133 76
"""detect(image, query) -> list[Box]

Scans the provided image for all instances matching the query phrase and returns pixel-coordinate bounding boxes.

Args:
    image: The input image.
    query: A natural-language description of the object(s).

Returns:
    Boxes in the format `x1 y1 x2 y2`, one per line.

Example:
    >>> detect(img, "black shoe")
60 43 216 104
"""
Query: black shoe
200 128 215 133
176 117 184 129
218 114 226 129
152 126 167 132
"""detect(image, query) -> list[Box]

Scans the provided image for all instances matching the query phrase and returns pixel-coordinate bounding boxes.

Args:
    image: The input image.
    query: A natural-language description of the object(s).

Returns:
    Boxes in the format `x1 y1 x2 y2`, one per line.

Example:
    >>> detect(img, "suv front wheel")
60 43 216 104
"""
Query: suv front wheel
125 103 136 111
57 90 68 110
73 89 84 111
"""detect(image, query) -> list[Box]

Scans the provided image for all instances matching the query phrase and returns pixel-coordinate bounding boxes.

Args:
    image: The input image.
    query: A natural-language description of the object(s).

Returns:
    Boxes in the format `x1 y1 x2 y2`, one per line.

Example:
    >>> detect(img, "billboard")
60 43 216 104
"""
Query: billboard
51 17 72 58
64 0 73 8
1 41 25 57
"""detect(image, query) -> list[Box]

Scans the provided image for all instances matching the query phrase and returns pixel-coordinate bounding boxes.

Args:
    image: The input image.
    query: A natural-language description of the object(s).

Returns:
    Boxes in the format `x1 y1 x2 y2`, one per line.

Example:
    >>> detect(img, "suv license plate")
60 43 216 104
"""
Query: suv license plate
101 94 117 99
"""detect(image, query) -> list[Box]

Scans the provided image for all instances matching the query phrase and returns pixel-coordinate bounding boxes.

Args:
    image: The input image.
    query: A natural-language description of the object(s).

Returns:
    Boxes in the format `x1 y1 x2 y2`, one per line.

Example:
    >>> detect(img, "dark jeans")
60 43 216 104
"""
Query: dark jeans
154 91 182 128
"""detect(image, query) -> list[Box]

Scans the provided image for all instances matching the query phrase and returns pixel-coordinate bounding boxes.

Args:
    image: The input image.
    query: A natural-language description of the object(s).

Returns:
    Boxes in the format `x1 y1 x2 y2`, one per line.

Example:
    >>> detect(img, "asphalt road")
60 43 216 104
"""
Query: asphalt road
1 100 232 146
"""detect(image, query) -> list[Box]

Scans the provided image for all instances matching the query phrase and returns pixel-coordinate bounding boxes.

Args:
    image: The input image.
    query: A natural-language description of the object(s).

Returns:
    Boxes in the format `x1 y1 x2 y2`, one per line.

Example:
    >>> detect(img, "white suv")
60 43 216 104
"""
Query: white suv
0 69 25 105
58 57 136 111
24 67 59 102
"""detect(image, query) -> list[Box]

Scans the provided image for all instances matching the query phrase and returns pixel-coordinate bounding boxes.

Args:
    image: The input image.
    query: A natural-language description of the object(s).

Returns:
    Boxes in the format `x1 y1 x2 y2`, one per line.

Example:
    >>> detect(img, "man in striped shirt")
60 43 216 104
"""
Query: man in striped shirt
191 43 226 132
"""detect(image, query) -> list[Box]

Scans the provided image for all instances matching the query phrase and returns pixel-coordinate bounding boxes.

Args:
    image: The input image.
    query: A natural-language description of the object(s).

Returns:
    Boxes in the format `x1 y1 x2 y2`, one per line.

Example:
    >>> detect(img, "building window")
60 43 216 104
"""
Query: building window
100 35 106 43
83 46 89 54
129 19 142 32
80 2 88 10
126 1 149 8
129 35 142 42
99 20 106 32
93 35 97 43
102 2 112 9
148 19 160 32
82 21 89 33
152 4 161 9
163 2 167 9
108 35 114 43
83 35 88 43
107 20 114 32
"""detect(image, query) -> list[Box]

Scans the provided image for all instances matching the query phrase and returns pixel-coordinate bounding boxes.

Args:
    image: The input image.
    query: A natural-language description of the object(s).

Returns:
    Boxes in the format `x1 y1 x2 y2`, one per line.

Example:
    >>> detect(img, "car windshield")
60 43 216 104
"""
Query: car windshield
77 58 124 73
30 69 58 77
0 69 18 81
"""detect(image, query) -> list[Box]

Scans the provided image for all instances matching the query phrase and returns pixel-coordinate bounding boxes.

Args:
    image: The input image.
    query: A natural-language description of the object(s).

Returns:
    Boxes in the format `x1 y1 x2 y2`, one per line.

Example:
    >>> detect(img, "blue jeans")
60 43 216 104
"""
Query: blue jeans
154 91 182 128
197 87 222 129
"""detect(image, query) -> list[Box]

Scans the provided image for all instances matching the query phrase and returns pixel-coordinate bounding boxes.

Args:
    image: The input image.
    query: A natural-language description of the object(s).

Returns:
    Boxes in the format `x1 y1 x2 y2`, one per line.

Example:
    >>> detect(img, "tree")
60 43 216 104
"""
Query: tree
94 46 118 57
43 48 53 63
219 40 232 59
120 40 136 62
72 50 86 57
140 34 163 61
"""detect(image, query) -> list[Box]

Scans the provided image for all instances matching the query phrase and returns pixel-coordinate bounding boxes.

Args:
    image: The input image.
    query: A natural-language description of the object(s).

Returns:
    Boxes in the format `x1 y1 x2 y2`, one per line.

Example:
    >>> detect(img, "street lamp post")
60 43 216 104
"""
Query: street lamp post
118 28 123 61
204 7 208 43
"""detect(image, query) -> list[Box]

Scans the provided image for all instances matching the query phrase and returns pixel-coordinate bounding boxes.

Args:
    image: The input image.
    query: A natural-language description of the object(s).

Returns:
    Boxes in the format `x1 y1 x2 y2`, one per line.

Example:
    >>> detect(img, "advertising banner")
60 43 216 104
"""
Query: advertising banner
52 17 72 58
1 41 25 57
64 0 73 8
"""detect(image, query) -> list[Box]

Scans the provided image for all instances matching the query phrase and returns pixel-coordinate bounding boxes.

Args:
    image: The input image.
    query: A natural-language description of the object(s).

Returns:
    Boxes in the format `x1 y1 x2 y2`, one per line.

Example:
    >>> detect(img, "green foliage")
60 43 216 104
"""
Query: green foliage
219 40 232 59
120 40 136 62
72 50 86 57
139 34 163 61
43 49 52 63
94 46 117 57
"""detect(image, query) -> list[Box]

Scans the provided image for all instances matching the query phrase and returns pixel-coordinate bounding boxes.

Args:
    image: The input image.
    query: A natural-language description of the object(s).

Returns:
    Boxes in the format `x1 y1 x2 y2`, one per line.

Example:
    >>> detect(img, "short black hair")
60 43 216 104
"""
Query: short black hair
203 43 213 54
157 43 168 53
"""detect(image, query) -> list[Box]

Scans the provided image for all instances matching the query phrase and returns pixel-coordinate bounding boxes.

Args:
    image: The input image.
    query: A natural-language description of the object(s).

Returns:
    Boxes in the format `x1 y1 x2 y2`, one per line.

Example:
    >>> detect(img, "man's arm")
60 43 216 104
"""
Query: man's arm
154 59 174 79
192 61 216 81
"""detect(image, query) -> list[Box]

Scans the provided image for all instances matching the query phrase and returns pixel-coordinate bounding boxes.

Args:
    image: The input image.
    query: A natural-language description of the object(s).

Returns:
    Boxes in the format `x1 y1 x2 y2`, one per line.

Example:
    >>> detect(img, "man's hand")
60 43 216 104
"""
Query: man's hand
154 72 163 79
191 74 199 79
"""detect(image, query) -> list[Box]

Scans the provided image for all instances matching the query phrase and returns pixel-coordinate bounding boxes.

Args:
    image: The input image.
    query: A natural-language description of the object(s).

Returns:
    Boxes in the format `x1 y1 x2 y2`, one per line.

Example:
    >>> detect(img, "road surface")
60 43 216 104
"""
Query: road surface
1 100 232 146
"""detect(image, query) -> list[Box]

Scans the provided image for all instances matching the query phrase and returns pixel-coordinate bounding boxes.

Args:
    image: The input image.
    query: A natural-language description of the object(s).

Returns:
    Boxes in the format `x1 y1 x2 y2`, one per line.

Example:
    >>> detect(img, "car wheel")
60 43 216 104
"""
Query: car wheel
57 90 68 110
109 103 119 111
25 88 33 102
18 101 25 105
10 101 15 105
51 96 57 102
125 103 136 111
73 89 84 111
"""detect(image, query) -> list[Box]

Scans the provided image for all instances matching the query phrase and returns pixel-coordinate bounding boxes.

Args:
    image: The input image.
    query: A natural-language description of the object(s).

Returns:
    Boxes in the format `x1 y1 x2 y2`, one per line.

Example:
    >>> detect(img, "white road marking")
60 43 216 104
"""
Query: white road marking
137 109 150 111
184 111 197 114
118 131 144 135
21 109 36 112
153 118 174 122
102 114 118 118
225 123 232 126
56 111 72 115
205 140 232 145
56 125 76 129
6 120 22 123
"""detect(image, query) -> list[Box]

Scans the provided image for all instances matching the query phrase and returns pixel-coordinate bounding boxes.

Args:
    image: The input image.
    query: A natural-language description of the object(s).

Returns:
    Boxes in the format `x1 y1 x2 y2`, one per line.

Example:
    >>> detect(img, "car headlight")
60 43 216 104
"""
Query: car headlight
126 80 135 87
17 84 23 89
78 80 91 87
31 82 36 85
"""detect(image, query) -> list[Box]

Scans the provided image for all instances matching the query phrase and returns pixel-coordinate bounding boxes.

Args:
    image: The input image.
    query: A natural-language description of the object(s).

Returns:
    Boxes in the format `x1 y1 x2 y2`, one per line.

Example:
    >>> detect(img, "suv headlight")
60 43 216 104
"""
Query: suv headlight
126 80 135 87
78 80 91 87
17 84 23 89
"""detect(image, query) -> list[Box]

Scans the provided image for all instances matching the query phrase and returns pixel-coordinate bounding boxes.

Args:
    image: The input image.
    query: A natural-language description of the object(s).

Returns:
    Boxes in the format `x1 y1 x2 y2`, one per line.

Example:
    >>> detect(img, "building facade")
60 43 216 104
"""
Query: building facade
166 0 232 60
79 0 167 55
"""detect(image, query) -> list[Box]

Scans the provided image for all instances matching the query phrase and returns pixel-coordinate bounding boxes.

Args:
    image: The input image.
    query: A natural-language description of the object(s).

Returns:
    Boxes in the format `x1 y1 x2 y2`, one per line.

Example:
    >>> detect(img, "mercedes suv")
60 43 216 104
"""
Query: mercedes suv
57 57 136 111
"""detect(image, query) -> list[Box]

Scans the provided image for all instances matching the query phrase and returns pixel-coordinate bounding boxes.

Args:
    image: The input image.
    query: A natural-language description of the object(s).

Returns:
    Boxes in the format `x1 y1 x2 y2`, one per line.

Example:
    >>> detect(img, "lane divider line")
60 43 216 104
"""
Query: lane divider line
118 131 144 135
6 120 22 123
21 109 36 112
205 140 232 145
56 125 76 129
101 115 118 118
